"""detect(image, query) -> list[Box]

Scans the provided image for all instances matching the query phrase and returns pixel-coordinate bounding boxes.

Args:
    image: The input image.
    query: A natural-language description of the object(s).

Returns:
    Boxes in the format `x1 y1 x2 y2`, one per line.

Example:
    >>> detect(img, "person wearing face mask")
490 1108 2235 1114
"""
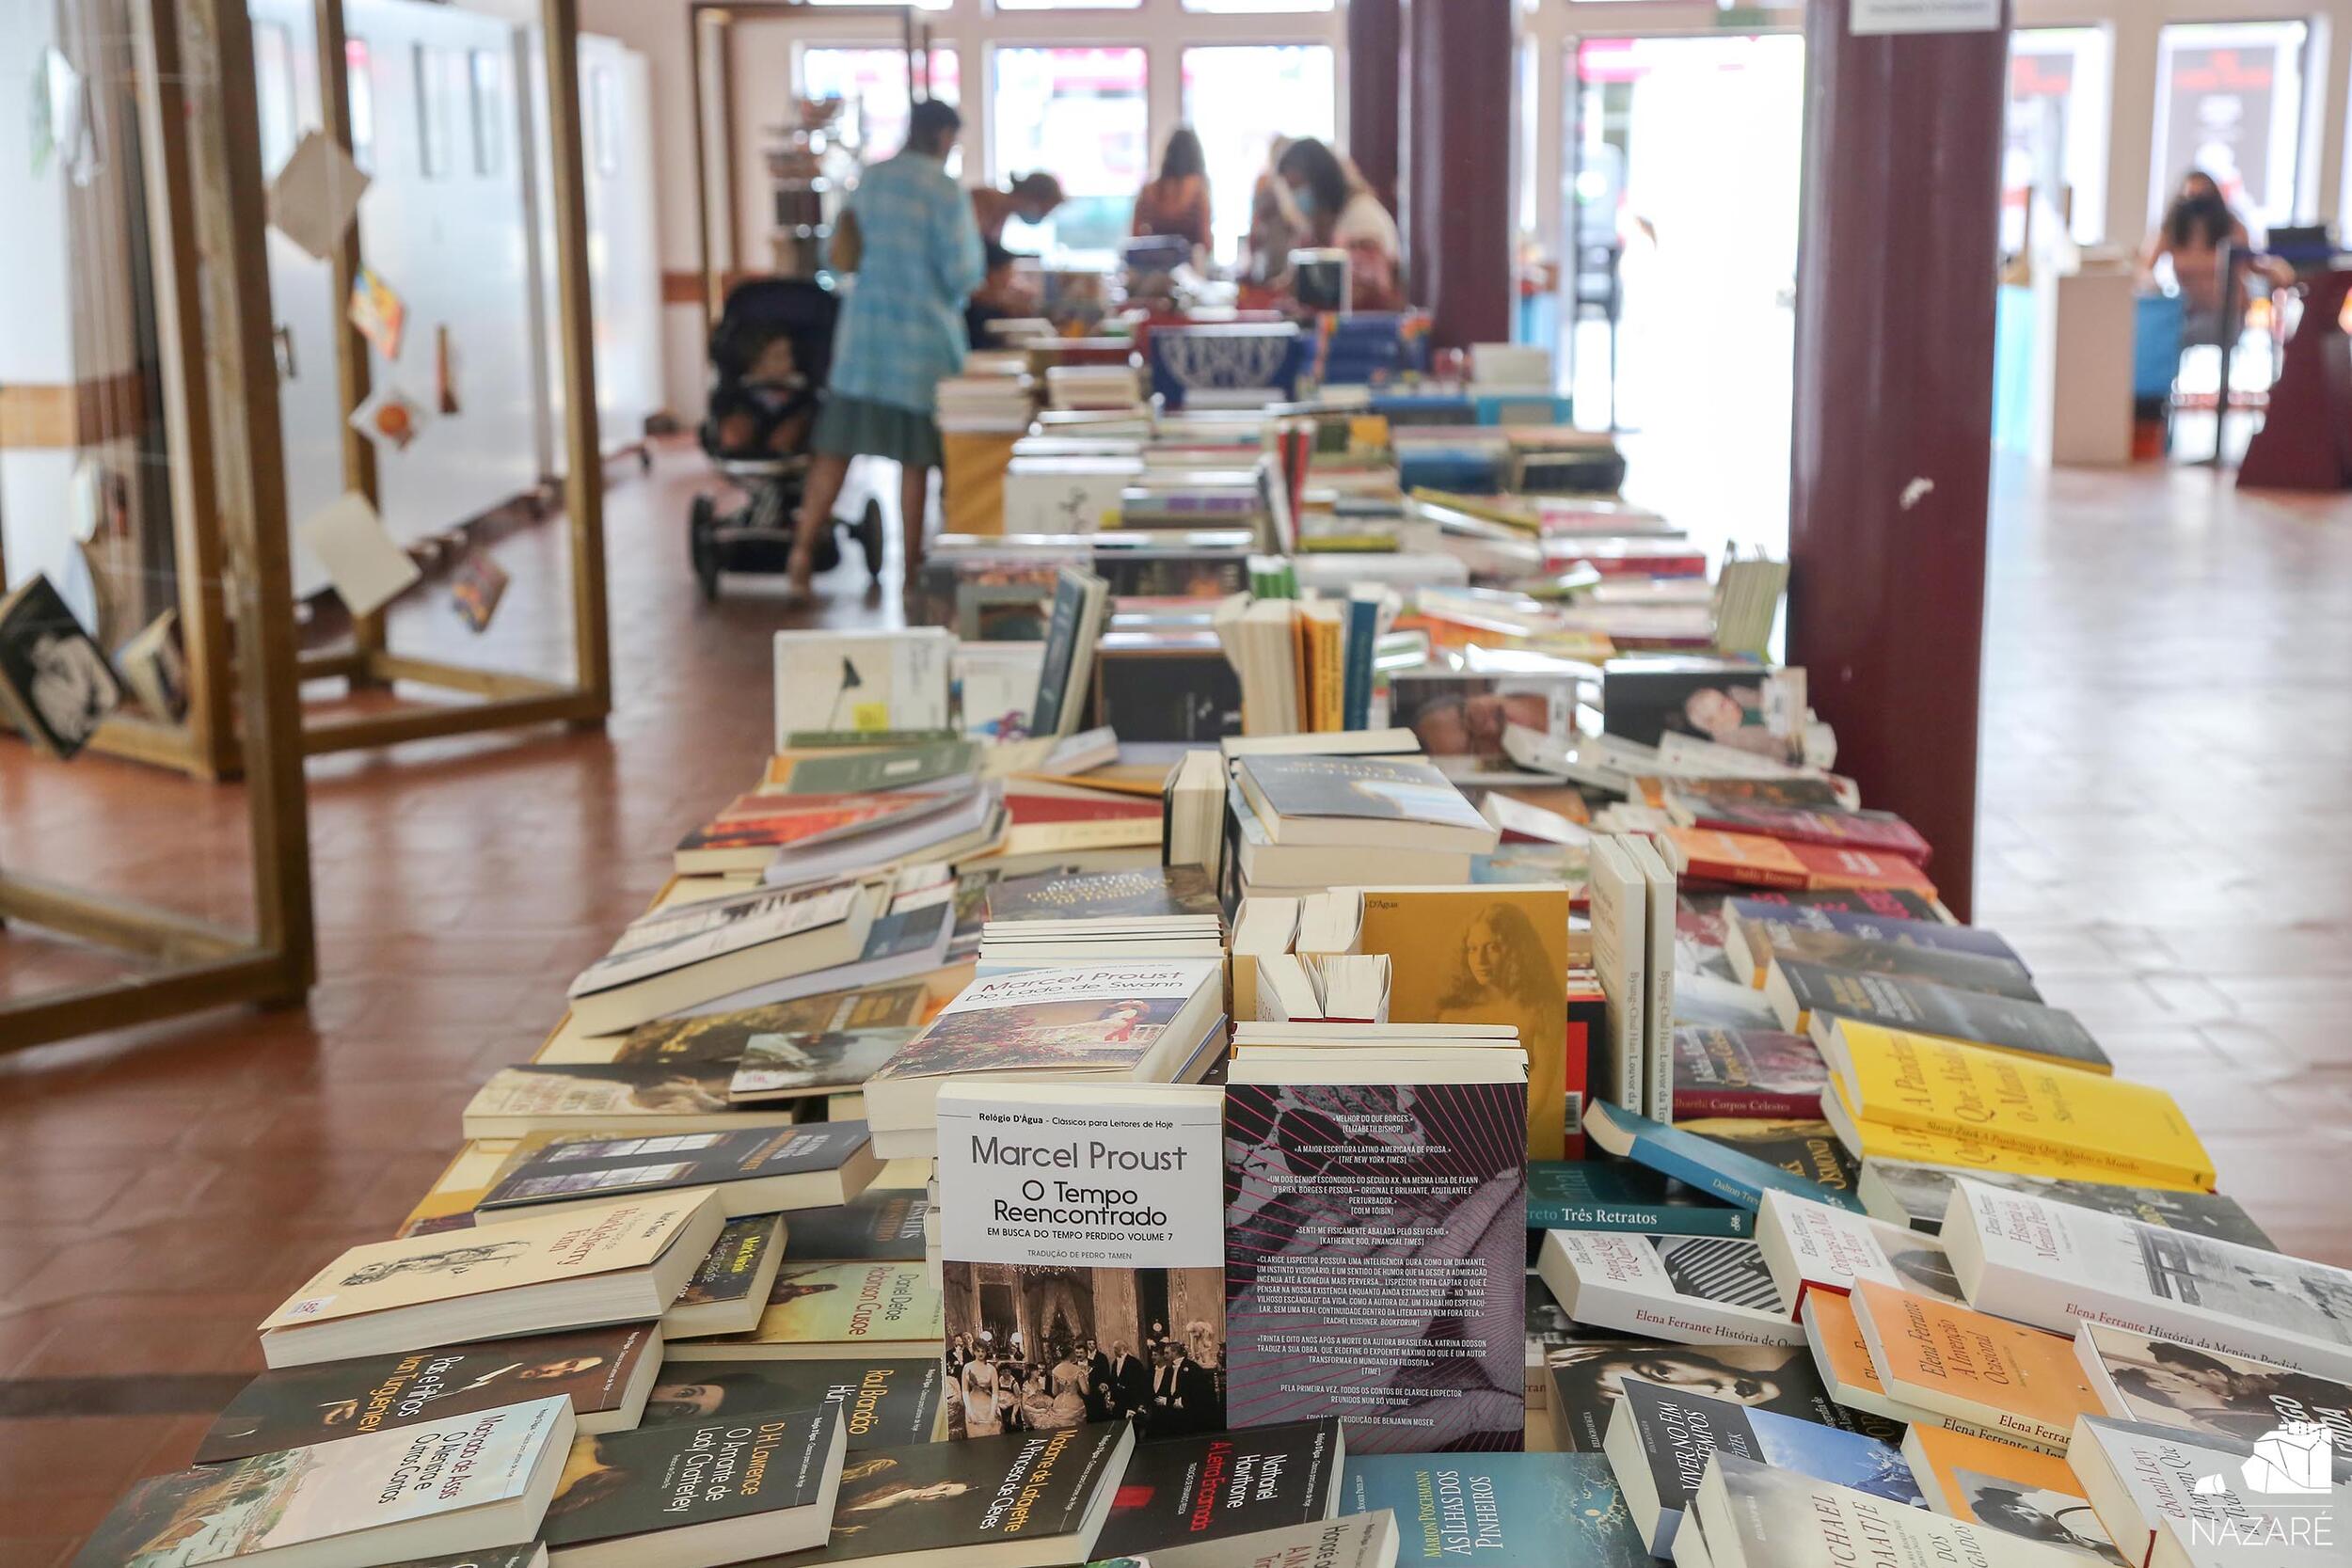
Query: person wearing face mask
1274 136 1403 310
2139 170 2292 347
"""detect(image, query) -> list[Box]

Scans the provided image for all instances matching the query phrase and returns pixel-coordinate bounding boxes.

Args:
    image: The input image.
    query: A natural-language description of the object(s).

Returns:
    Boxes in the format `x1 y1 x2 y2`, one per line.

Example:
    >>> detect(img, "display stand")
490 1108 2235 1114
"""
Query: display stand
293 0 613 755
0 0 317 1052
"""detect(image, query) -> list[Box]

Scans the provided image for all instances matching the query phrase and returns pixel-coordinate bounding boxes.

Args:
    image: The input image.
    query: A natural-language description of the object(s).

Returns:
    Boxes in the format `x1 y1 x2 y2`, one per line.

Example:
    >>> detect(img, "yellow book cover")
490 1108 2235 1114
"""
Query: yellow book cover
1825 1080 2211 1193
1901 1424 2123 1560
672 1261 944 1359
1825 1022 2215 1190
1850 1278 2103 1456
1358 883 1570 1162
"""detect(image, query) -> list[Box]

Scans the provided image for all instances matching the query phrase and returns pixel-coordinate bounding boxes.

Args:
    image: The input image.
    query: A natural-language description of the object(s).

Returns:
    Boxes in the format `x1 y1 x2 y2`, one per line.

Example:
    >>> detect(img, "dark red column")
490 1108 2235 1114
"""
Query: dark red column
1345 0 1400 214
1401 0 1512 347
1788 3 2010 920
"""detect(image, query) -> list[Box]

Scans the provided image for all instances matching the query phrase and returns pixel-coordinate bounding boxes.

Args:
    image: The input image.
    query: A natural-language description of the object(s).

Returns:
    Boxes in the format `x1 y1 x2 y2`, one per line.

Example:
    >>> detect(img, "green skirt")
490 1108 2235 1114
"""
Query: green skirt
812 393 944 468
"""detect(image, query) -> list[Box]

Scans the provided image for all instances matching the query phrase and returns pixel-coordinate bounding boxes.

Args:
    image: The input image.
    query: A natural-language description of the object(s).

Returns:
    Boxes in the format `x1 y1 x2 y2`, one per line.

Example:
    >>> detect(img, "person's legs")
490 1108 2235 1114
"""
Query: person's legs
788 453 852 591
898 462 932 573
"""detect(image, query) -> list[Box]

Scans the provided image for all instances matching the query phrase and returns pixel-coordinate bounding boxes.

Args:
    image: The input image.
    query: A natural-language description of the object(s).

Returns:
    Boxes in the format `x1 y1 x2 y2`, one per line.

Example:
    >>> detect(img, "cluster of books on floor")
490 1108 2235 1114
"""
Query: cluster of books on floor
73 646 2352 1568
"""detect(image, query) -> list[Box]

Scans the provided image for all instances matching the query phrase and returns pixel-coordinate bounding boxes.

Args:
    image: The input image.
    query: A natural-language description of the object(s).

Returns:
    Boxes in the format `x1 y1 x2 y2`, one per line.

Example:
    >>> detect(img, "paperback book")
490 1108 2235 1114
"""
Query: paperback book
1719 898 2025 988
1087 1512 1397 1568
1337 1451 1650 1565
783 1193 930 1263
665 1261 945 1364
1856 1159 2275 1248
475 1124 880 1221
643 1358 946 1448
540 1402 845 1568
1691 1453 2088 1568
730 1027 922 1106
1774 962 2107 1072
1848 1277 2104 1455
1754 1190 1961 1318
1544 1338 1900 1454
565 879 882 1037
1527 1159 1753 1239
463 1064 792 1140
1089 1418 1344 1559
787 1422 1136 1565
1232 753 1500 854
1900 1423 2128 1564
665 1215 787 1338
1669 1027 1828 1120
1537 1231 1804 1348
1581 1101 1862 1213
2066 1415 2348 1568
2074 1319 2352 1449
1677 1118 1859 1203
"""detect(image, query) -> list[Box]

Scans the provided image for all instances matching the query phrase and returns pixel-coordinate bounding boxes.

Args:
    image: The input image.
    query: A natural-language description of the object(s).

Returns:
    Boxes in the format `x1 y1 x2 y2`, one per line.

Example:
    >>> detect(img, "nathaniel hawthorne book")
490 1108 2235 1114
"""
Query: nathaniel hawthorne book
664 1216 787 1338
1088 1511 1398 1568
72 1397 574 1568
1581 1101 1861 1213
1677 1118 1860 1202
1543 1337 1901 1454
1604 1376 1918 1554
1536 1231 1803 1348
1848 1278 2104 1455
476 1124 880 1221
2065 1415 2350 1568
1527 1159 1752 1239
258 1193 725 1369
1754 1191 1961 1320
1820 1024 2212 1189
729 1027 920 1106
782 1193 930 1262
1942 1180 2352 1384
1232 752 1500 854
1337 1451 1649 1565
664 1262 944 1363
1090 1418 1344 1559
643 1356 946 1448
789 1422 1136 1565
1224 1060 1527 1451
1900 1423 2128 1565
1669 1027 1828 1120
541 1402 844 1568
1857 1159 2275 1248
1774 963 2106 1072
1691 1453 2088 1568
1720 899 2024 988
463 1064 801 1140
2074 1320 2352 1449
198 1325 659 1461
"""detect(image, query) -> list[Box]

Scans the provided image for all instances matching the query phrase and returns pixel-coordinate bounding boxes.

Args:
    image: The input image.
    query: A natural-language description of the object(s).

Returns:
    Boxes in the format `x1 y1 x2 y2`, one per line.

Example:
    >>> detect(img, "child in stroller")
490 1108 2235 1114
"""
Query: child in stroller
689 277 884 601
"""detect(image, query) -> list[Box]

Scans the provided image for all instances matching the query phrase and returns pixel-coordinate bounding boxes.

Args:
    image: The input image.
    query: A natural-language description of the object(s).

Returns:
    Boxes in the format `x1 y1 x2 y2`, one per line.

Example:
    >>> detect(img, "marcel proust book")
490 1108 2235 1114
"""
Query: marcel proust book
1224 1077 1528 1451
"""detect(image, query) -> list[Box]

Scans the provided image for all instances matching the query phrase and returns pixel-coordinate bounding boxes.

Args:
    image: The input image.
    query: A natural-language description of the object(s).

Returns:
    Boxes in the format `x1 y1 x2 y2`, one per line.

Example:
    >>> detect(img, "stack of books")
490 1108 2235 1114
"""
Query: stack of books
1225 750 1500 897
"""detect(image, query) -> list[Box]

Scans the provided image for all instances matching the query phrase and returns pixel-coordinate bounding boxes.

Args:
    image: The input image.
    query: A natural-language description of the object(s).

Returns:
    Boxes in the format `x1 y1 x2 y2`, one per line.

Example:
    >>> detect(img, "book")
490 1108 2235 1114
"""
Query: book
1671 1028 1828 1119
2066 1414 2348 1568
783 1194 930 1262
762 739 980 796
1584 837 1648 1117
666 1216 788 1338
2074 1320 2352 1449
730 1027 922 1106
0 572 121 757
772 627 952 750
117 607 189 721
1754 1191 1961 1318
1544 1337 1901 1454
1658 828 1937 898
861 960 1225 1159
1820 1024 2212 1188
1232 753 1499 854
644 1357 946 1448
1089 1418 1344 1559
615 974 964 1069
1666 798 1931 863
1720 899 2024 989
1604 1375 1919 1554
986 865 1222 924
258 1193 725 1369
1677 1118 1860 1203
1227 781 1473 889
1857 1160 2276 1248
1900 1423 2129 1563
1942 1180 2352 1384
1538 1231 1804 1348
476 1124 881 1221
1773 963 2107 1072
1225 1053 1528 1451
297 490 422 618
1601 659 1803 759
1357 883 1573 1159
933 1080 1225 1440
675 788 973 875
541 1402 844 1568
566 879 885 1037
1337 1452 1651 1565
1691 1453 2088 1568
1823 1093 2211 1190
1849 1277 2104 1455
1032 567 1112 739
1088 1511 1398 1568
1627 834 1681 1123
73 1397 574 1568
463 1065 801 1140
1581 1101 1862 1213
1757 935 2042 1007
664 1262 944 1363
1794 1288 2019 1446
1528 1159 1753 1239
198 1325 660 1461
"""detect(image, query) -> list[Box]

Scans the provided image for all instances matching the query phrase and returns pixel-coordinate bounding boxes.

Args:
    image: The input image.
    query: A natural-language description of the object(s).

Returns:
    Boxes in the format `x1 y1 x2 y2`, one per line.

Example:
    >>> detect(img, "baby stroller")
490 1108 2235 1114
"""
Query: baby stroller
689 277 883 600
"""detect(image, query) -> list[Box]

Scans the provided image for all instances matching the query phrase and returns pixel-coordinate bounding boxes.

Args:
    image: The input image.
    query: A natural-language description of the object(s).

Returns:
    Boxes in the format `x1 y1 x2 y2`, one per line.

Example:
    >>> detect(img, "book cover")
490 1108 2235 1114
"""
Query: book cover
1091 1418 1343 1559
1671 800 1930 863
1545 1337 1898 1454
1780 964 2106 1072
570 879 866 1000
1584 838 1647 1118
477 1124 873 1215
670 1216 786 1323
1031 568 1108 740
1581 1101 1861 1213
2076 1321 2352 1450
1359 884 1572 1161
1338 1451 1650 1565
1693 1454 2086 1568
2066 1415 2348 1568
1825 1025 2211 1188
1754 1192 1961 1319
871 961 1222 1085
73 1397 572 1568
762 739 979 796
1857 1160 2275 1248
1226 1076 1527 1451
784 1194 930 1263
1758 935 2042 1005
1627 835 1682 1126
791 1423 1135 1563
671 1262 944 1360
772 628 951 748
676 791 948 860
1662 829 1938 897
1901 1424 2128 1564
935 1082 1226 1440
1671 1028 1827 1120
1849 1278 2103 1455
1527 1160 1753 1239
543 1402 841 1560
463 1064 771 1136
1677 1118 1859 1202
1664 974 1784 1033
1088 1511 1397 1568
1705 883 1942 922
644 1358 945 1449
1721 898 2022 984
988 866 1222 923
1640 775 1853 815
616 974 962 1068
1537 1231 1804 1348
0 572 122 758
199 1327 655 1463
730 1027 920 1103
1825 1093 2210 1190
1235 754 1496 846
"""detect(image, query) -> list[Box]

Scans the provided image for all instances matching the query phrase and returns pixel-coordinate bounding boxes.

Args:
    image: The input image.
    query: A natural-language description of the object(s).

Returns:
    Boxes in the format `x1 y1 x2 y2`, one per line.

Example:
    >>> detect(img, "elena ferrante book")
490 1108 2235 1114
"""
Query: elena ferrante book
541 1402 845 1568
475 1123 882 1221
1090 1418 1344 1559
2074 1320 2352 1449
1754 1191 1961 1320
1224 1058 1528 1451
1847 1278 2104 1456
1536 1232 1803 1349
644 1357 946 1449
791 1422 1136 1565
1900 1423 2128 1565
1856 1159 2276 1248
933 1080 1226 1441
1338 1451 1650 1565
73 1396 575 1568
199 1325 660 1461
2065 1415 2350 1568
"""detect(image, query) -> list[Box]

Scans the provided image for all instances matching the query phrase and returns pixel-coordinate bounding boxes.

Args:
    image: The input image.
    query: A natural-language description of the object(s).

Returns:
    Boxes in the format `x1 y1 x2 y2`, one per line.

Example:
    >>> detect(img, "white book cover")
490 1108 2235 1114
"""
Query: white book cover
1945 1180 2352 1386
1626 833 1679 1124
772 628 952 749
1584 835 1647 1117
1695 1452 2085 1568
2068 1414 2347 1568
295 491 420 619
569 879 865 998
1538 1230 1805 1349
1756 1190 1962 1320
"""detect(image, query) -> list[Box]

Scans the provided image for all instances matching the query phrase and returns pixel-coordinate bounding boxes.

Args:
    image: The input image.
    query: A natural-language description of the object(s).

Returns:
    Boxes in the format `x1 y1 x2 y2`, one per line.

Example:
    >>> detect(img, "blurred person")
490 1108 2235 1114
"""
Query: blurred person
1244 135 1304 285
2139 170 2291 348
1277 137 1402 310
1132 127 1212 253
973 171 1065 245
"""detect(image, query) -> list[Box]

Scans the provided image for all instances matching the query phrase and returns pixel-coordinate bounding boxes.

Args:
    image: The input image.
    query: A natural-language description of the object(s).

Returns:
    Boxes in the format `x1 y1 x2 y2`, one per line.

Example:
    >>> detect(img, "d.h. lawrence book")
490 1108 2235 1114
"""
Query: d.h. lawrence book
1090 1417 1344 1559
540 1402 845 1568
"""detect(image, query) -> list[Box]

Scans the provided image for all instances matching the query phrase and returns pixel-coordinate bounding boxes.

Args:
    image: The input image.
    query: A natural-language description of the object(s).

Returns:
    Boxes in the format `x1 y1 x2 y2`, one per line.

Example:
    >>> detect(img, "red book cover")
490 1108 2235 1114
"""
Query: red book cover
1783 841 1939 897
1676 800 1932 866
1001 788 1162 826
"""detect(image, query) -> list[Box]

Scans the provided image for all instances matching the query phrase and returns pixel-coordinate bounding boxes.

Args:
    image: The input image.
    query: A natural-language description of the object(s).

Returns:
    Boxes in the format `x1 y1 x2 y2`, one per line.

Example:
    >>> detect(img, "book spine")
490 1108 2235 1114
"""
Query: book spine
1622 1130 1768 1212
1343 599 1377 731
1527 1198 1752 1238
1860 1103 2210 1191
1972 1257 2352 1386
1673 1086 1826 1120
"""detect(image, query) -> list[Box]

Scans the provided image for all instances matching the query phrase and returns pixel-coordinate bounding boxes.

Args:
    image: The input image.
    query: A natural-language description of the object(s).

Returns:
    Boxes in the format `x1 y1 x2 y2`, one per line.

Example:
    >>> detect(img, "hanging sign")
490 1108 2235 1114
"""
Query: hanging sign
1851 0 2001 35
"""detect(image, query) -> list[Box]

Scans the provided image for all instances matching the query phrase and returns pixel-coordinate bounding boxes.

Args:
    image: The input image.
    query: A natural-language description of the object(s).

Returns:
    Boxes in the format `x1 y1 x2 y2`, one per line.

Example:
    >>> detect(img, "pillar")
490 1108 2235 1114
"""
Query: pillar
1788 1 2011 920
1401 0 1511 347
1345 0 1400 214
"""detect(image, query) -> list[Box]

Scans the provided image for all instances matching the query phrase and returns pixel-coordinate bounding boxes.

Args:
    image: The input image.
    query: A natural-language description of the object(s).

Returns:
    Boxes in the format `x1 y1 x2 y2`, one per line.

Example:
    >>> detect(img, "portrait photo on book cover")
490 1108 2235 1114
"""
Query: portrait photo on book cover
1545 1340 1897 1450
941 1261 1223 1441
2094 1327 2352 1447
1952 1467 2128 1563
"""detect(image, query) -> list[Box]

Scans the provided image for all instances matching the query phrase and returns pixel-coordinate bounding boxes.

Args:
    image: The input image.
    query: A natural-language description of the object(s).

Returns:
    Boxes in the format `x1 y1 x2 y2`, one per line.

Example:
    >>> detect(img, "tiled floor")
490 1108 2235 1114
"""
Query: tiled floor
2 448 2348 1562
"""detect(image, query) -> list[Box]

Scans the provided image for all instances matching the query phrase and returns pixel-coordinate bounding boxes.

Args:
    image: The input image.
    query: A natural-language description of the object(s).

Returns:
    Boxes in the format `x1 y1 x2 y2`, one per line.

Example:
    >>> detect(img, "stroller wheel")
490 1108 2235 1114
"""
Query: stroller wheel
856 499 885 583
690 494 721 602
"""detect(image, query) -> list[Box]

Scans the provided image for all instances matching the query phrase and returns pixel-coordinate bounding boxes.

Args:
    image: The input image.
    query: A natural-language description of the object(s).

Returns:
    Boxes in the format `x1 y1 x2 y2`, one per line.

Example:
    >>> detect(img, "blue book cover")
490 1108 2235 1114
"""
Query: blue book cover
1527 1160 1751 1238
1723 898 2027 969
1339 1451 1649 1565
1582 1100 1863 1212
1342 596 1379 731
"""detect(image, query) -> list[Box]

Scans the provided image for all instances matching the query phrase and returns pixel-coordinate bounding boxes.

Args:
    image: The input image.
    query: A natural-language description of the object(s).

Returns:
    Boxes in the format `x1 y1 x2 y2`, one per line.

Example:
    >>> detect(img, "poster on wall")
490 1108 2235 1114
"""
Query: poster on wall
1850 0 1999 36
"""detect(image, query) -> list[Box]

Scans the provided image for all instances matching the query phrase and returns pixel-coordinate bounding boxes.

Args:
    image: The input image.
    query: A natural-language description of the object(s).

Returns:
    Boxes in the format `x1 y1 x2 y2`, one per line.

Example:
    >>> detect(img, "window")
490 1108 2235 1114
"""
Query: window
1179 45 1337 265
346 40 376 174
803 0 949 8
2004 27 2110 250
468 49 506 177
589 63 621 178
413 44 455 179
2151 21 2309 233
994 0 1143 10
800 45 961 163
253 23 298 175
1183 0 1333 11
992 46 1149 265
